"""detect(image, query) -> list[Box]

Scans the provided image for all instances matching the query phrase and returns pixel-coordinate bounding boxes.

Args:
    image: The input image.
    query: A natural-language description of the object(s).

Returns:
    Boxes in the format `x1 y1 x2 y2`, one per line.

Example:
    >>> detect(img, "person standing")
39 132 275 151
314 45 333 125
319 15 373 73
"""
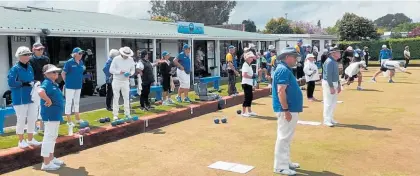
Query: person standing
322 47 342 127
320 49 328 75
303 54 320 101
363 46 370 70
257 50 268 82
341 46 354 79
38 64 65 171
109 47 135 120
8 46 42 148
160 51 175 106
272 47 302 176
240 51 258 117
294 39 304 78
379 44 393 67
138 50 159 111
266 45 275 78
62 47 85 128
404 46 410 68
174 44 192 103
226 45 240 96
29 42 50 133
103 49 119 111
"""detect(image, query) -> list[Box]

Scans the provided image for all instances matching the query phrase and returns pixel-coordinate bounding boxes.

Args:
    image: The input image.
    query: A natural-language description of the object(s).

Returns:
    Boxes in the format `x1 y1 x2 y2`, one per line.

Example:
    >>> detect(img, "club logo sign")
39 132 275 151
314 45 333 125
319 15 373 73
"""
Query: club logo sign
177 22 204 34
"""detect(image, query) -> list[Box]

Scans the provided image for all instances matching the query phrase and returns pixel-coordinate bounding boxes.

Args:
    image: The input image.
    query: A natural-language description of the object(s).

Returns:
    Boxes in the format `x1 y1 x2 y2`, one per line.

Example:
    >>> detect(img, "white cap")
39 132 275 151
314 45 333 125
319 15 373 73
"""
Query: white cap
347 46 353 51
15 46 32 58
382 45 387 48
305 53 315 59
268 45 275 50
43 64 62 74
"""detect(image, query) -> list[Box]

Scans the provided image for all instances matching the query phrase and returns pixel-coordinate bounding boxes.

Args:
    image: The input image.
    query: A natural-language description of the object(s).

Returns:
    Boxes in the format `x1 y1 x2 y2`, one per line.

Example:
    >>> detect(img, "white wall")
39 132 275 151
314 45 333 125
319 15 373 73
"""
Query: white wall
10 36 31 64
96 38 121 86
160 40 179 56
0 36 9 95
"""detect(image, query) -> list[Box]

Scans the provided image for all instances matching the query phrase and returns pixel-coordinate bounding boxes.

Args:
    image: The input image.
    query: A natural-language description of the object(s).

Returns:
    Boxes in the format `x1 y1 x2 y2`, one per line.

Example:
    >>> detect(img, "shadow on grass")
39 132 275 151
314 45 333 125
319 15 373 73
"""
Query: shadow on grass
0 130 16 137
146 128 166 134
296 169 343 176
335 124 392 131
251 102 266 105
33 164 92 176
250 116 276 121
394 81 417 84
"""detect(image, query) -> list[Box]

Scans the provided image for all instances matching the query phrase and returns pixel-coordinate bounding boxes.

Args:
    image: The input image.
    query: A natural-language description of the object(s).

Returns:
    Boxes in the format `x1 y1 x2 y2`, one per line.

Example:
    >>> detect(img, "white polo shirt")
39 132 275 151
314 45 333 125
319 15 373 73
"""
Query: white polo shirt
241 62 254 86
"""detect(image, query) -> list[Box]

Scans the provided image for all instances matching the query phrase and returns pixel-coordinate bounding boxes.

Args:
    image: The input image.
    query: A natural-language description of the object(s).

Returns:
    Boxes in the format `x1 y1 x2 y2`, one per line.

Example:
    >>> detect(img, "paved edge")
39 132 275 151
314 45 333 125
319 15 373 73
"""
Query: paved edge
0 87 271 174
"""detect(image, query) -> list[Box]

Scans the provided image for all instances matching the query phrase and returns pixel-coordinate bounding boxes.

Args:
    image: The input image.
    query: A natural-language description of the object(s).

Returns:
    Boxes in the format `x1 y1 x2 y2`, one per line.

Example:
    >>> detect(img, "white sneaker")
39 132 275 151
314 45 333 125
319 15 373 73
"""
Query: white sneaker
267 84 272 88
52 157 64 166
41 162 60 171
18 140 29 149
67 122 75 128
289 162 300 169
274 168 296 175
324 122 334 127
162 100 171 106
167 99 174 104
27 139 42 146
241 113 250 117
248 112 258 116
113 116 119 120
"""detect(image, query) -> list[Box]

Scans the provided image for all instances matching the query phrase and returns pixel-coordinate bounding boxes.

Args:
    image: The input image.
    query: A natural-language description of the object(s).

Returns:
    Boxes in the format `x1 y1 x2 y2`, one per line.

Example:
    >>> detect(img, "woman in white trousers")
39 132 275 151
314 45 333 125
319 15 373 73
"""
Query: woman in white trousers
7 46 42 148
62 47 85 127
39 64 65 171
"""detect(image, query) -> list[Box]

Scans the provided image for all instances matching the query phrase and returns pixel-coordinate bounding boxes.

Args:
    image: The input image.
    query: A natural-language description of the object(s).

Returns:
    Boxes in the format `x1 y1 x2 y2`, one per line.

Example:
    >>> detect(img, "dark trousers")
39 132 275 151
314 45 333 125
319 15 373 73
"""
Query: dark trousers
365 58 369 68
140 83 152 108
297 66 304 79
106 83 113 109
405 58 409 68
242 84 253 107
307 81 315 98
341 62 349 78
228 72 238 95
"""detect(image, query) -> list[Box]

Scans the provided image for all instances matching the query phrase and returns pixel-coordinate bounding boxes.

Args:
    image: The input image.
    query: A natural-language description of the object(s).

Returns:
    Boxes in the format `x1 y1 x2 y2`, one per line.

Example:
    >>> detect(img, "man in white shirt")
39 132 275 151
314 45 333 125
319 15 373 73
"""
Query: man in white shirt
371 60 411 83
341 61 366 90
109 47 135 120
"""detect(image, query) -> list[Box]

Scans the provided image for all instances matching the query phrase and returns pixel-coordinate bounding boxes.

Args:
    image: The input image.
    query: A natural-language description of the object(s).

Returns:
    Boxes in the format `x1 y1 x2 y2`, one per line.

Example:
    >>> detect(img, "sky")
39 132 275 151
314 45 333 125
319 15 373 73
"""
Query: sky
1 0 420 30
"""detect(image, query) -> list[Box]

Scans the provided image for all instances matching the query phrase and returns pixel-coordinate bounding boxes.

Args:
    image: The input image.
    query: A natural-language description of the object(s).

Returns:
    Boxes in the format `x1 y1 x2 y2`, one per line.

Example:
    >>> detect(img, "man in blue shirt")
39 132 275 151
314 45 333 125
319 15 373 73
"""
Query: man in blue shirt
62 47 85 127
322 47 342 127
102 49 120 111
173 44 192 103
272 47 303 176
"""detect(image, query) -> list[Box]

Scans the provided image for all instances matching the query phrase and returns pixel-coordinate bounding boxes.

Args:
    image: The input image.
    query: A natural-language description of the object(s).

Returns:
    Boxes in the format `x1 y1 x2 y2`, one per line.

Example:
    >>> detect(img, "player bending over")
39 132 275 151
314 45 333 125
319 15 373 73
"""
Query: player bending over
371 60 411 83
341 61 366 90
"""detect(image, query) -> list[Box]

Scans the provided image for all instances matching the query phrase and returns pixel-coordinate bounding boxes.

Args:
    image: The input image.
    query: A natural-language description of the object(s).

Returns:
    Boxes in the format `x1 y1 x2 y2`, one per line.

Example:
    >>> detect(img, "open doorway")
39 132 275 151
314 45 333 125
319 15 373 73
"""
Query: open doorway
193 40 212 77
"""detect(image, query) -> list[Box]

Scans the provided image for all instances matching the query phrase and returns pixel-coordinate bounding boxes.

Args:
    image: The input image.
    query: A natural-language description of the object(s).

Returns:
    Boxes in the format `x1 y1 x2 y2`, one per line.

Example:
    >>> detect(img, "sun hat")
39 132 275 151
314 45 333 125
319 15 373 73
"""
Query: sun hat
278 47 299 60
162 51 170 57
244 51 256 59
183 44 190 50
119 46 134 57
305 53 315 60
328 47 342 54
43 64 61 74
15 46 32 58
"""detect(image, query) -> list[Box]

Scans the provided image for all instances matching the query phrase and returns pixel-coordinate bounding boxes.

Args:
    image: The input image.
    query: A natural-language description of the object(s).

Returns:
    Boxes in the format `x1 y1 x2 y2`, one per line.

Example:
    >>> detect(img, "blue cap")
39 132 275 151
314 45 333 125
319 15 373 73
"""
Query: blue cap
297 39 303 43
183 44 190 50
228 45 235 49
72 47 84 54
162 51 170 57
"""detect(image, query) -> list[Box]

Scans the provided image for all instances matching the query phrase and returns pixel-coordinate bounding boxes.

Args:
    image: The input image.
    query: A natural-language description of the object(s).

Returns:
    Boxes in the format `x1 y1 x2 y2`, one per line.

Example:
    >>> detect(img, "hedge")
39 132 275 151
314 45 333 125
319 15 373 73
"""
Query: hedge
338 37 420 60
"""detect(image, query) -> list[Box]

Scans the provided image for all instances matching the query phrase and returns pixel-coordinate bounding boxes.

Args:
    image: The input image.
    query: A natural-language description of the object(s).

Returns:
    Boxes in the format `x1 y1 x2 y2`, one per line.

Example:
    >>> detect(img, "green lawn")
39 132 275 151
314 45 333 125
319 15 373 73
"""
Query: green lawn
0 82 268 149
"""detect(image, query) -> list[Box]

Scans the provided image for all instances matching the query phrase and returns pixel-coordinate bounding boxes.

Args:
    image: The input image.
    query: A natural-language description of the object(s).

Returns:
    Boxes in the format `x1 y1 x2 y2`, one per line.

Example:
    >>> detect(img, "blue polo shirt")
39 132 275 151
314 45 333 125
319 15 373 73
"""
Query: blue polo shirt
63 58 85 89
7 63 35 105
272 61 303 113
40 78 64 122
177 52 191 73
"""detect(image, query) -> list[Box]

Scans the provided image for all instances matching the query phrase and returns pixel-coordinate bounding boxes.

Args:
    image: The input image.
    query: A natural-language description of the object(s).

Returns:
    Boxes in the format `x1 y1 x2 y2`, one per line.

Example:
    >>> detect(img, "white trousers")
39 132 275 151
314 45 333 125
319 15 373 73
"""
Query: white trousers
41 121 60 157
65 88 81 115
322 80 338 123
14 103 38 134
112 80 130 117
274 112 299 170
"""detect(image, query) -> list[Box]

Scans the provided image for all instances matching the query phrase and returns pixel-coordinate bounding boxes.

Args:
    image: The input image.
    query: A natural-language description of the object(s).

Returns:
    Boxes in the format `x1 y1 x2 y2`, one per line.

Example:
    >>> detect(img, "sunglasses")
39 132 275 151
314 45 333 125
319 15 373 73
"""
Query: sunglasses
21 53 32 56
35 48 44 51
77 52 85 55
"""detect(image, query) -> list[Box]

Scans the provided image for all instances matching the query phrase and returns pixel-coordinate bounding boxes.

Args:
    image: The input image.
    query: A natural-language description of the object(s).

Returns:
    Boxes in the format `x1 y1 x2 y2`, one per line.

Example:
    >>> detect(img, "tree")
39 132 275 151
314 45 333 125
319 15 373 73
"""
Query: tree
317 20 321 28
408 27 420 37
325 20 340 35
292 26 305 34
148 0 237 25
242 19 257 32
338 13 379 41
263 17 293 34
393 22 420 33
290 21 326 34
374 13 413 30
151 16 174 22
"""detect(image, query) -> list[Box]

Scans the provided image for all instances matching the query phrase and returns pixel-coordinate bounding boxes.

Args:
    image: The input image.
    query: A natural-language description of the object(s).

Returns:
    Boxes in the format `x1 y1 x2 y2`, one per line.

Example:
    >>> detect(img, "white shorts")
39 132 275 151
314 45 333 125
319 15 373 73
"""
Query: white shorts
177 69 190 89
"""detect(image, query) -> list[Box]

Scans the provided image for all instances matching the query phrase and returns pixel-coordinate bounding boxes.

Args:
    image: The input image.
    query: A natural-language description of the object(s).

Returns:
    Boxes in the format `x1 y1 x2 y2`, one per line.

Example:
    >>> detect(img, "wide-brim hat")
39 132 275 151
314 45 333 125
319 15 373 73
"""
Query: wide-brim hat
119 46 134 57
43 64 62 74
328 47 342 54
278 47 299 60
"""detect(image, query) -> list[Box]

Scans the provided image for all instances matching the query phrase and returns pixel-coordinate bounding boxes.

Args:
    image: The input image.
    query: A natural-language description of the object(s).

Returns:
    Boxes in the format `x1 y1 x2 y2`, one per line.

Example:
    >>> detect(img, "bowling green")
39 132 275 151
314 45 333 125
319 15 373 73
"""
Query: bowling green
5 68 420 176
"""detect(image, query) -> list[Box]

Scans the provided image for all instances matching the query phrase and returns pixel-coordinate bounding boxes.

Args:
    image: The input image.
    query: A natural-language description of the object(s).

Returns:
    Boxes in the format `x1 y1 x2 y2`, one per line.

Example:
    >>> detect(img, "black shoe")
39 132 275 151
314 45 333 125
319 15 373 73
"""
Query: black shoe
141 107 149 111
147 106 155 109
106 107 113 111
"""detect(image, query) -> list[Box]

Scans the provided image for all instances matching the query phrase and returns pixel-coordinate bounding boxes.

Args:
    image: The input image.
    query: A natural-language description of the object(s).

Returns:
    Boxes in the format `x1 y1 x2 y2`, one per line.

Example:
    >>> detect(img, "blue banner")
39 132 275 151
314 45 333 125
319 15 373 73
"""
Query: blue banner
177 22 204 34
